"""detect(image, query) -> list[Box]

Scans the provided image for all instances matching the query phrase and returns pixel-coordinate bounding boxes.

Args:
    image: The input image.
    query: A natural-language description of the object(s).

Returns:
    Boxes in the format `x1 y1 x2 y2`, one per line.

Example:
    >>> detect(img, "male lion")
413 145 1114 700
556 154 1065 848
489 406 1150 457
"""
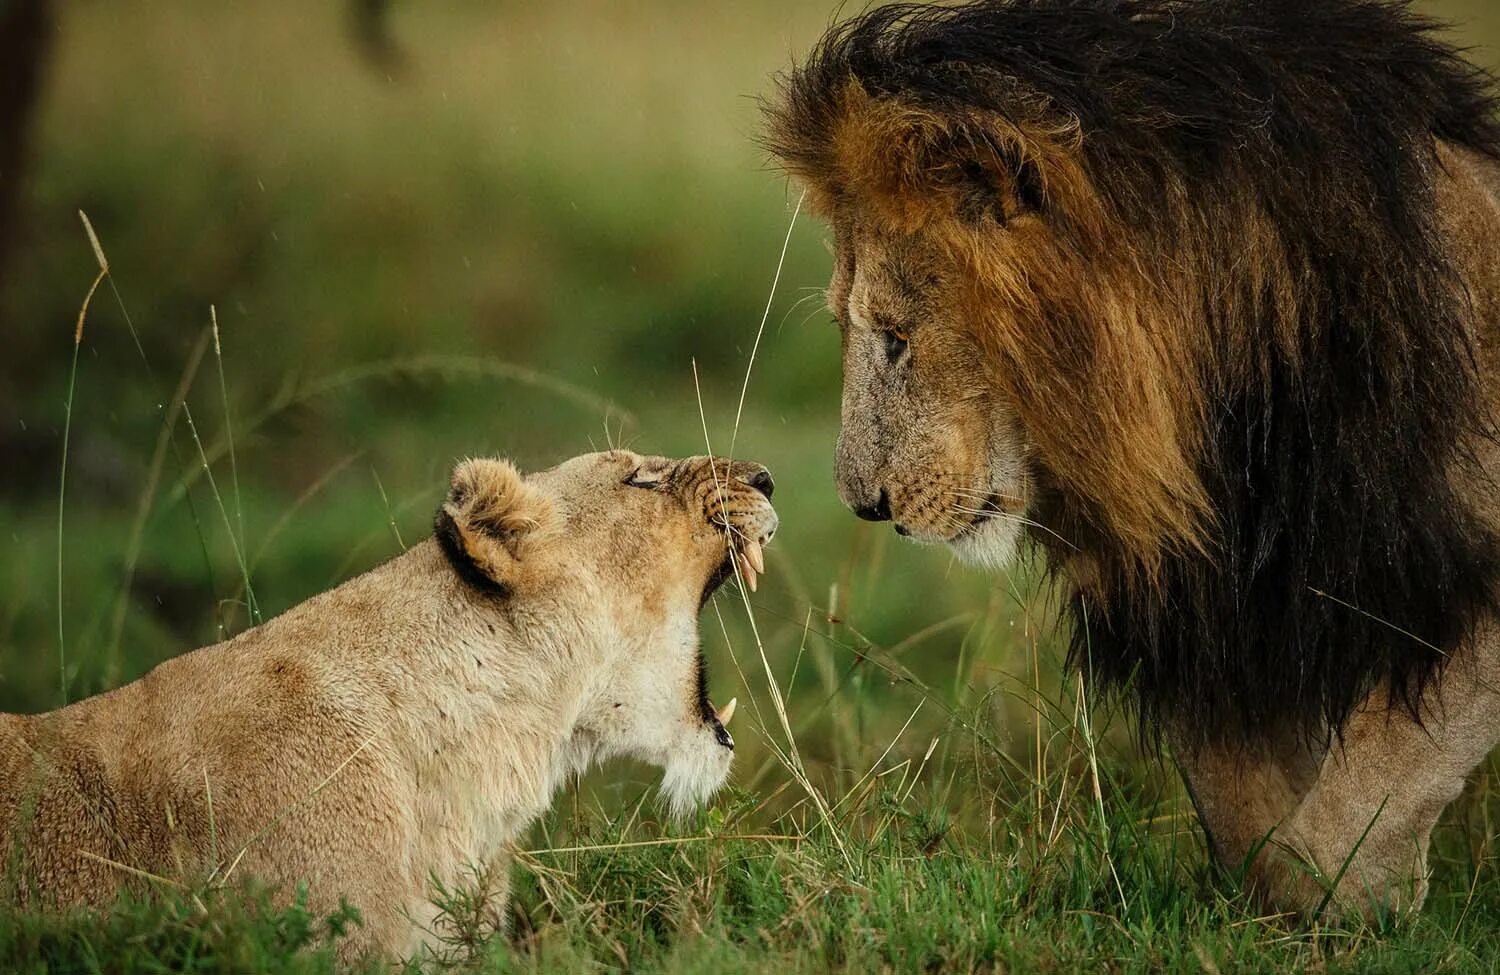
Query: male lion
765 0 1500 918
0 450 776 959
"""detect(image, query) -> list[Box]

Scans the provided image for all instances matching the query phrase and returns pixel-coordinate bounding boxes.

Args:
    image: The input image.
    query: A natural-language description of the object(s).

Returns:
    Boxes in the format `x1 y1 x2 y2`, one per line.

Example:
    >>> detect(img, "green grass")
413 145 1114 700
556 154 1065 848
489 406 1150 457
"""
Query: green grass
4 750 1498 973
3 0 1500 971
0 885 363 974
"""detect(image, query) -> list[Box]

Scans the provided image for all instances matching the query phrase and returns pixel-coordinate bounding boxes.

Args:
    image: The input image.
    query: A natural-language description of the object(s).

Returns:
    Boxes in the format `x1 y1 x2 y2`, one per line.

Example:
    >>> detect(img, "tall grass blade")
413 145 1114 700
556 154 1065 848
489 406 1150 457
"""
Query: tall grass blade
729 190 803 458
209 305 257 623
79 213 223 633
57 250 106 704
103 331 210 683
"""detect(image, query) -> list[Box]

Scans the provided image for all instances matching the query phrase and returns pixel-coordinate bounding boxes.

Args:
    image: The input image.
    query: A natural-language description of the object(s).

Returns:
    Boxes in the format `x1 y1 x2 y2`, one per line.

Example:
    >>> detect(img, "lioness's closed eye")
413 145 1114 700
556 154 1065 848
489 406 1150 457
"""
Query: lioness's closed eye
0 450 776 960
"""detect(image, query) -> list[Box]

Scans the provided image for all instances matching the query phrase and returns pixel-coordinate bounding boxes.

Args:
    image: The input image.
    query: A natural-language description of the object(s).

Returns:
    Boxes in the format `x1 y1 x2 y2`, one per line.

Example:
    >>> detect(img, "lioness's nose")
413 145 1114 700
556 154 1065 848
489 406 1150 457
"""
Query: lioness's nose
852 487 892 522
744 467 774 499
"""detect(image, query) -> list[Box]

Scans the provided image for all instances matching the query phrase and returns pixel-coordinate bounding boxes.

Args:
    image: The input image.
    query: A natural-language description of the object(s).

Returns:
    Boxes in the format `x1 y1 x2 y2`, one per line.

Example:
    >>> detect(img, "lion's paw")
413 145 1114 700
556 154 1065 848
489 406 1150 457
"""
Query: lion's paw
1250 814 1427 925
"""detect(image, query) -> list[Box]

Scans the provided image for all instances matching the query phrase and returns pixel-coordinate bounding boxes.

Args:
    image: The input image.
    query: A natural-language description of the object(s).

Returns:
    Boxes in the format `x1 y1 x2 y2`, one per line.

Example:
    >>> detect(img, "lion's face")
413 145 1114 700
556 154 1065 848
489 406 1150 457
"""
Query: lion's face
768 68 1214 577
448 450 777 817
830 221 1034 568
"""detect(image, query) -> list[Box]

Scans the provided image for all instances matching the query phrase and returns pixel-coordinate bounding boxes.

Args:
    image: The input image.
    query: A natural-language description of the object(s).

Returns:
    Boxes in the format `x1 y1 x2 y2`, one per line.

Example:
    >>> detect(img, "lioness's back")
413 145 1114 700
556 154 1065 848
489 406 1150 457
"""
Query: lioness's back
0 597 383 905
0 708 149 904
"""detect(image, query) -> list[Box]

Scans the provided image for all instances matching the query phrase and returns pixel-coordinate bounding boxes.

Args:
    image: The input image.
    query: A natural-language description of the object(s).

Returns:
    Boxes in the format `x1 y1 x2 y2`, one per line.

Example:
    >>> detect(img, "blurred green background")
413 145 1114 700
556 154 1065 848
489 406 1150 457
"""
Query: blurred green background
2 0 1499 822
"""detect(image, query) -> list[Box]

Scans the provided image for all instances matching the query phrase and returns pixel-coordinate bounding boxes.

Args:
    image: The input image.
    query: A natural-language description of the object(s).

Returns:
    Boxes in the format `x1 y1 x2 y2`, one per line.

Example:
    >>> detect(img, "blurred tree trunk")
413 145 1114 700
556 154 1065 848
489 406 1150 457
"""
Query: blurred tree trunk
350 0 406 76
0 0 53 489
0 0 53 311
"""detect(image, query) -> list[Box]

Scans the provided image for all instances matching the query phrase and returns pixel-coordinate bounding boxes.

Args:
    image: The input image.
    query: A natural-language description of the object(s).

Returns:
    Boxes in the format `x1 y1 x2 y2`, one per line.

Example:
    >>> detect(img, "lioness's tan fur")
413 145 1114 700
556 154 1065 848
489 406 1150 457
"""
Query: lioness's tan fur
0 451 776 959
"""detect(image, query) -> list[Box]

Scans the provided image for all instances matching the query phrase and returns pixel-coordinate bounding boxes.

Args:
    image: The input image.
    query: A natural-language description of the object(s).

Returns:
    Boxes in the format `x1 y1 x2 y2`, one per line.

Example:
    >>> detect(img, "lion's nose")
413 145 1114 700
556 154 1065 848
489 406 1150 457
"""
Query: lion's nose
744 467 774 499
852 487 892 522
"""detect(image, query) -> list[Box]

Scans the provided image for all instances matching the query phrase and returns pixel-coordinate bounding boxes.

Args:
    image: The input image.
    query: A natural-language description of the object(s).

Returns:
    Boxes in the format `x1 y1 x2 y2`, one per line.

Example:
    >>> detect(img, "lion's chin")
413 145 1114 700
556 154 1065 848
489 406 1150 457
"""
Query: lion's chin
946 517 1024 570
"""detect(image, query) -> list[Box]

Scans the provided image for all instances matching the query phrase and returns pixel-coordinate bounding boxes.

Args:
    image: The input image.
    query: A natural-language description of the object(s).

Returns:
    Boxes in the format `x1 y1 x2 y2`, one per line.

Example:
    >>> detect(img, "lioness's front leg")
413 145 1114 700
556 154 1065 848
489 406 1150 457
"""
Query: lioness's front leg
1253 626 1500 919
1170 725 1324 874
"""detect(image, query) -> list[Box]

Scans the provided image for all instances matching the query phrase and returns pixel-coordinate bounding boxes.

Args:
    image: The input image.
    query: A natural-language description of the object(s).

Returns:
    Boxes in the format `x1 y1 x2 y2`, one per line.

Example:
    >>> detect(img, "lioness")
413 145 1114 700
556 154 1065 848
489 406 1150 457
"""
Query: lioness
0 450 776 959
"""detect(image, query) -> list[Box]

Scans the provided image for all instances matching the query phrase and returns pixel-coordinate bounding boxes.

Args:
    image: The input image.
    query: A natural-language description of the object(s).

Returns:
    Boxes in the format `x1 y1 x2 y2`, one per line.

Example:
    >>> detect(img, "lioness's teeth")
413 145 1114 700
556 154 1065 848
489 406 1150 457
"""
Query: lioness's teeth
744 539 765 574
717 697 737 726
739 556 759 592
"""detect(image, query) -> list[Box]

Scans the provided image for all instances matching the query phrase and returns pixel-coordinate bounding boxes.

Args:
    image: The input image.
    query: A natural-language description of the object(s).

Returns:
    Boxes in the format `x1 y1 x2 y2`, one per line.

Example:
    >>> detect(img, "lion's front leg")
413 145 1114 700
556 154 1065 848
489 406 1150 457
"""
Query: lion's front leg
1253 626 1500 921
1170 725 1323 876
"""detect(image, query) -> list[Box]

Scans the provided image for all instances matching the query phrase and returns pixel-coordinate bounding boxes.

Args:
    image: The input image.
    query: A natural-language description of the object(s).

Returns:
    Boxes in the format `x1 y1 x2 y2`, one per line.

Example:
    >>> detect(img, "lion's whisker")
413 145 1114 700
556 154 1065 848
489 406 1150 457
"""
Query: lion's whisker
946 487 1027 503
776 291 827 334
951 505 1078 551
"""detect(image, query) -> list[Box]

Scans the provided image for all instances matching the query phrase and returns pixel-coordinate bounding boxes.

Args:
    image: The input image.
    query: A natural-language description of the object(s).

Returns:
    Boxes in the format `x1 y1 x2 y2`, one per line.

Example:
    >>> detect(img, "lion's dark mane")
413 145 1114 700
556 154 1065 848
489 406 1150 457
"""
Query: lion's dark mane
771 0 1500 741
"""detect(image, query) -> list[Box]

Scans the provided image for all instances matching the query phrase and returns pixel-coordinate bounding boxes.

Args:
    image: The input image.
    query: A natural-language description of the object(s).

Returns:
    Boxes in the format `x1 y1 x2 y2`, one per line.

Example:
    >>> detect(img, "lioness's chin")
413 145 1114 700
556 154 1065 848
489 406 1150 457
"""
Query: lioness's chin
946 518 1024 570
659 738 734 821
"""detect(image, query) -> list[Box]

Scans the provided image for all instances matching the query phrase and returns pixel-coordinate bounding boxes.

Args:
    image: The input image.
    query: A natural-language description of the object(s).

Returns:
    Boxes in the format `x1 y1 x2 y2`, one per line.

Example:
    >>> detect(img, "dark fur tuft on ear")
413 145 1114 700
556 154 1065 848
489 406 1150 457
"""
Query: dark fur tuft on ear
434 508 507 596
434 459 558 596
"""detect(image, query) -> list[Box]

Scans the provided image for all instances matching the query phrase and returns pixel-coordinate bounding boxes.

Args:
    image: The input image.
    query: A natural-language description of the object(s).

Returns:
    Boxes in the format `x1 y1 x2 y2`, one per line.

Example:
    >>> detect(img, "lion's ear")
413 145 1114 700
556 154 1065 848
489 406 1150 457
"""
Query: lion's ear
943 132 1047 226
827 84 1047 227
434 458 558 596
891 119 1047 227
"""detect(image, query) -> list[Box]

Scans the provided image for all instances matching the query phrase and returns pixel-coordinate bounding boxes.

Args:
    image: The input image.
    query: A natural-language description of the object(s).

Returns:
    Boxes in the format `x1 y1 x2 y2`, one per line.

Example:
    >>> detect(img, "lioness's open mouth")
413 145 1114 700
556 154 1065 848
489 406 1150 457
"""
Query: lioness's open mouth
696 651 737 751
694 533 767 750
699 536 767 607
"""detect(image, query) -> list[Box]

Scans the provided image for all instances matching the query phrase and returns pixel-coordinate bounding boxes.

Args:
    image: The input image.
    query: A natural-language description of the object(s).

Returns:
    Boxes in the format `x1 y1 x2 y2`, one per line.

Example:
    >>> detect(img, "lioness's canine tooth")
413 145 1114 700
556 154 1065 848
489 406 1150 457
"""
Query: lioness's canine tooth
717 697 737 726
744 539 765 574
738 556 758 592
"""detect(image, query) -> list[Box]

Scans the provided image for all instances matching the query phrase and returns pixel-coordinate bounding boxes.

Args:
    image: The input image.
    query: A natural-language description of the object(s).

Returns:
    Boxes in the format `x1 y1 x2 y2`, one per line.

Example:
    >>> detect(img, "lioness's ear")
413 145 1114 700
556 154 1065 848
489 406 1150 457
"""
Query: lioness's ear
434 458 557 596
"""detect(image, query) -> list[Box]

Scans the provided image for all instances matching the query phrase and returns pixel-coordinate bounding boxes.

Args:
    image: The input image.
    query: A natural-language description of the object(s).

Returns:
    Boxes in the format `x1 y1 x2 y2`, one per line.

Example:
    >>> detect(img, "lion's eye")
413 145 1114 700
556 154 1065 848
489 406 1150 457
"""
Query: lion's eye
624 468 664 489
884 327 909 361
